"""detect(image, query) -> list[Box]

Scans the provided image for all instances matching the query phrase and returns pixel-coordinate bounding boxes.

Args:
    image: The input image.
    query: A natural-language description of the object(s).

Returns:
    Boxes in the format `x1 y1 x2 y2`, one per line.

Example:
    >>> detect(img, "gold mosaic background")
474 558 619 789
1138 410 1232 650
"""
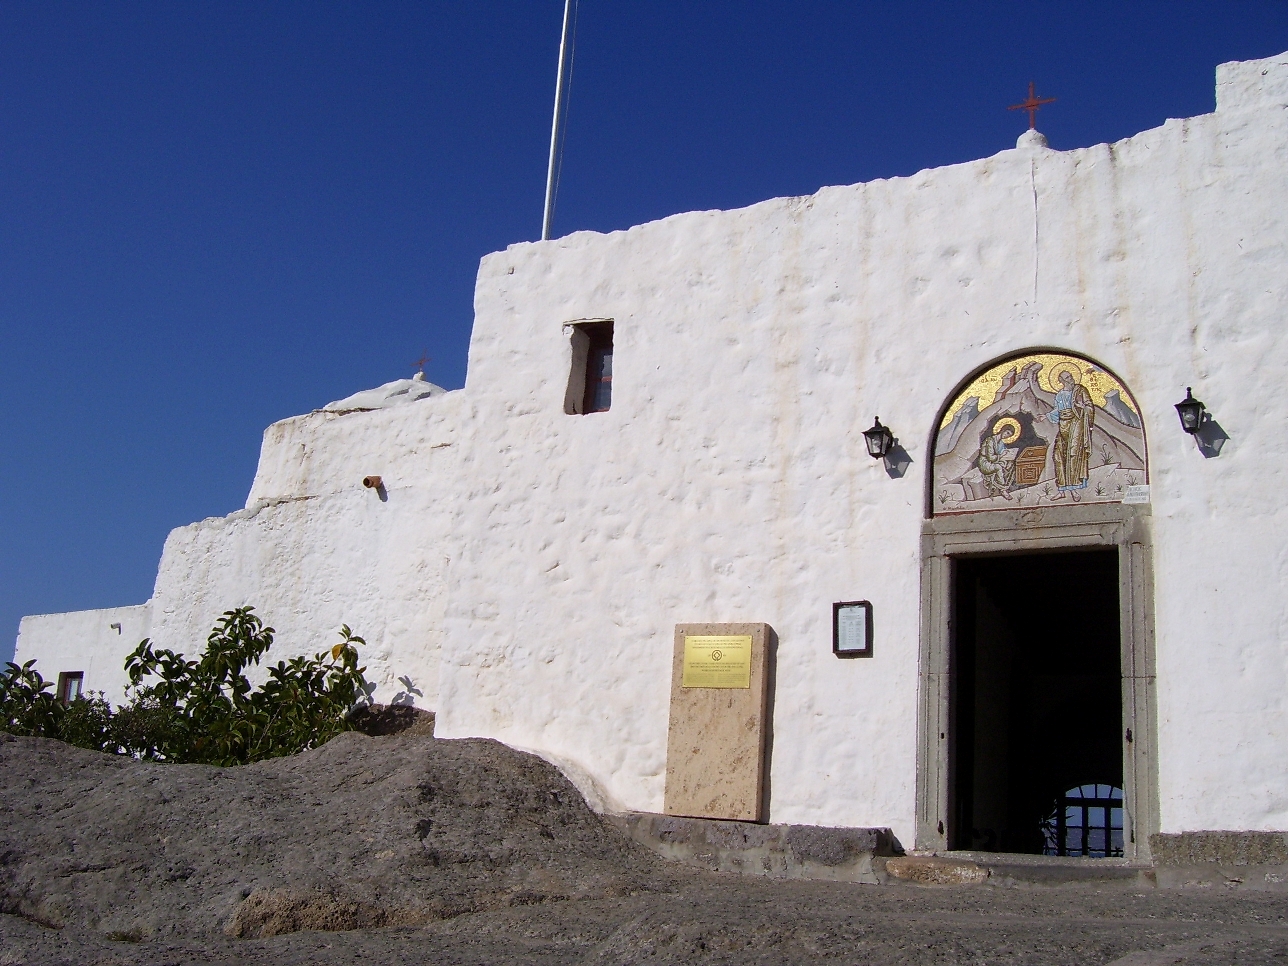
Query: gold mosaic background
939 353 1139 430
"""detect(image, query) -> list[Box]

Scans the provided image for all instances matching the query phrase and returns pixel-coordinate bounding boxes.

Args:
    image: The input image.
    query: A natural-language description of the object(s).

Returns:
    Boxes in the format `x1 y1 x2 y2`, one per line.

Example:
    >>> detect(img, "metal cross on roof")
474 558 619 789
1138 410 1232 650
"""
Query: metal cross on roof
413 350 430 373
1008 81 1056 130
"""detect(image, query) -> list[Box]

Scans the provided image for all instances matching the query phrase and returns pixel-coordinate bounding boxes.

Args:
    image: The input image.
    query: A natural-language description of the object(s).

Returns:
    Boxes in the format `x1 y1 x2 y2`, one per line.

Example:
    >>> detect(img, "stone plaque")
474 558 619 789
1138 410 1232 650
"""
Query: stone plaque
1122 484 1151 505
664 623 772 822
682 635 752 688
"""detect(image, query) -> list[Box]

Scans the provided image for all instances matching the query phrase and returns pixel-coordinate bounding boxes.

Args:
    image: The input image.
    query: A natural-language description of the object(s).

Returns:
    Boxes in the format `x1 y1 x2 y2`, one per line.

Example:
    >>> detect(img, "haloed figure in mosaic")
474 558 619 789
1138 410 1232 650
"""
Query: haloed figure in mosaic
1047 367 1094 500
978 418 1019 498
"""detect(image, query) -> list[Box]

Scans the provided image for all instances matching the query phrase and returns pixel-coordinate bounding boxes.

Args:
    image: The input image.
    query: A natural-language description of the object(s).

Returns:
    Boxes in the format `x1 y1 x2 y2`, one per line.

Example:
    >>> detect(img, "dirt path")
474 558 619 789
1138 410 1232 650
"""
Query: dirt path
3 731 1286 964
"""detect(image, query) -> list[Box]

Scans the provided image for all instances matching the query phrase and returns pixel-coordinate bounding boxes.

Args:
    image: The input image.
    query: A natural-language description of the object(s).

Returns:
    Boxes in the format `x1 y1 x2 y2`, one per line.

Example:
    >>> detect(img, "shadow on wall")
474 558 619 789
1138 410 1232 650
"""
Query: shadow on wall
761 627 779 822
392 675 423 707
884 442 914 480
1194 418 1229 459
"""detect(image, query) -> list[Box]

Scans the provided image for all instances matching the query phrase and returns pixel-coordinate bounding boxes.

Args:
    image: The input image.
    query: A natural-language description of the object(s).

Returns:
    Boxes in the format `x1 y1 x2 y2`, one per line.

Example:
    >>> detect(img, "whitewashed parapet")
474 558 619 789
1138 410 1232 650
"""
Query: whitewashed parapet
1217 50 1288 113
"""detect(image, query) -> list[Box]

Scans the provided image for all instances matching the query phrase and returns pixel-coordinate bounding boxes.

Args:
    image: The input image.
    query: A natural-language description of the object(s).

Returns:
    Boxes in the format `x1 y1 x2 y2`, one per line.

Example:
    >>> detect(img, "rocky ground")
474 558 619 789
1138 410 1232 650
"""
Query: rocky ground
2 726 1286 965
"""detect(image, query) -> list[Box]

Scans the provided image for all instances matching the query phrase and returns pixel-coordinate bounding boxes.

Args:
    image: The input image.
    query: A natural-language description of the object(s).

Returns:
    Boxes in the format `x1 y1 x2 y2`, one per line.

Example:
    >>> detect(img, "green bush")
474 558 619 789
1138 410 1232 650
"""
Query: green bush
0 662 120 750
54 688 117 750
0 660 70 738
0 607 372 765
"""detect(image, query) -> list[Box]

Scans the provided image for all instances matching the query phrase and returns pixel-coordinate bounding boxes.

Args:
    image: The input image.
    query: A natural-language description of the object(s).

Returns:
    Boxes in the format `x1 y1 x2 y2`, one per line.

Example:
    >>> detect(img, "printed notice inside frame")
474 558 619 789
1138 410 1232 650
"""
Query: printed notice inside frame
833 601 873 658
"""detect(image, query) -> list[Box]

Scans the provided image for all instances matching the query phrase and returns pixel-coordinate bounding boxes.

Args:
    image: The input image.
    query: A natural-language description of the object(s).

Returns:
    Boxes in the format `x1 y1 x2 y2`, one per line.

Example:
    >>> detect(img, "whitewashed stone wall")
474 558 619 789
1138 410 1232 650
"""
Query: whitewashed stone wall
16 51 1288 845
16 604 151 705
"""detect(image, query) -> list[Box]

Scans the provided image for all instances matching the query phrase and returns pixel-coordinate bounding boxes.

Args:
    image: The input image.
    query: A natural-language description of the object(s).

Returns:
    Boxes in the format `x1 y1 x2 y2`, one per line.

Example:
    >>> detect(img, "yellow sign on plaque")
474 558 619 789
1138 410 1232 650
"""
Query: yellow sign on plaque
682 635 753 689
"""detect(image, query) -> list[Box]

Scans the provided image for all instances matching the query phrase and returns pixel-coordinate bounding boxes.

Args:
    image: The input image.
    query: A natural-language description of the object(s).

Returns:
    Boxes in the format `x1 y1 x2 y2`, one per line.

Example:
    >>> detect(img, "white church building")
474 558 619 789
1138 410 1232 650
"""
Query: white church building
18 50 1288 863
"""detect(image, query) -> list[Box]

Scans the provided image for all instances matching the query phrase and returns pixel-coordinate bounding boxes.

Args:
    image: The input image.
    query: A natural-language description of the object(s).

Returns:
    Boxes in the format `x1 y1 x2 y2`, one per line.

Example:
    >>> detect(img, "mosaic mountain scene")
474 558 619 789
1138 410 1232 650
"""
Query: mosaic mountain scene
933 353 1147 514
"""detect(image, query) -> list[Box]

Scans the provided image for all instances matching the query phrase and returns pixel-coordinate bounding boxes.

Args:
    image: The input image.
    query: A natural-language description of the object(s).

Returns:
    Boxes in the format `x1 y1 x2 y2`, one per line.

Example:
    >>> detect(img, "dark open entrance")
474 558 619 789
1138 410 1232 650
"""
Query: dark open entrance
950 549 1123 856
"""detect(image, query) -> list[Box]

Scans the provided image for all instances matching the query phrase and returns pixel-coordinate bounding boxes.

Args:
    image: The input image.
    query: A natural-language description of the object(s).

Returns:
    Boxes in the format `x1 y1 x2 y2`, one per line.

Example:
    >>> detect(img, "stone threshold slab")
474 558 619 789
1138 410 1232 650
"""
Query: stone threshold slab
611 814 1288 890
937 851 1154 887
607 812 899 884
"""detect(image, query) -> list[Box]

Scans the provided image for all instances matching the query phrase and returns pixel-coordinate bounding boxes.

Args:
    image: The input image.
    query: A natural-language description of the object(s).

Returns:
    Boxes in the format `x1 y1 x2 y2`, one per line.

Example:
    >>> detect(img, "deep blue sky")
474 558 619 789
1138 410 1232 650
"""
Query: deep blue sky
4 2 1287 663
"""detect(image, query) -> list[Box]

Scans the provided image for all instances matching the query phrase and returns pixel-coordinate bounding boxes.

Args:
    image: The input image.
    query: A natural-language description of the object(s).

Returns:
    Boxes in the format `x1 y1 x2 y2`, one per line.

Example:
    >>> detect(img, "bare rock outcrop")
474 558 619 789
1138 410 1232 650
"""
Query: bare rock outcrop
0 729 665 941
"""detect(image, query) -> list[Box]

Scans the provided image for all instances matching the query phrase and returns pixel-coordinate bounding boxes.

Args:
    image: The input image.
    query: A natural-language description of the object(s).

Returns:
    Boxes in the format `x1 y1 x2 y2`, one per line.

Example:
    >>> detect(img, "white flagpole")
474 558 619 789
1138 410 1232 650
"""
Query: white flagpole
541 0 574 241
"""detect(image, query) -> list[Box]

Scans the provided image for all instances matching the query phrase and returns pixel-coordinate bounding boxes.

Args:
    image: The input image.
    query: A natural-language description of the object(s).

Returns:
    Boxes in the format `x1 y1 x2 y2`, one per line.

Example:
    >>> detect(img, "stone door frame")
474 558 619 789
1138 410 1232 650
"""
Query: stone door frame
915 502 1159 861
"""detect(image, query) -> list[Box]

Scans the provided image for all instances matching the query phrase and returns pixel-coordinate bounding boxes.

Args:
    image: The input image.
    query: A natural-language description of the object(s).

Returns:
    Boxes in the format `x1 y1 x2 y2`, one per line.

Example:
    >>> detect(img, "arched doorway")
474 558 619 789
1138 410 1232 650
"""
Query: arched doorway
915 351 1158 861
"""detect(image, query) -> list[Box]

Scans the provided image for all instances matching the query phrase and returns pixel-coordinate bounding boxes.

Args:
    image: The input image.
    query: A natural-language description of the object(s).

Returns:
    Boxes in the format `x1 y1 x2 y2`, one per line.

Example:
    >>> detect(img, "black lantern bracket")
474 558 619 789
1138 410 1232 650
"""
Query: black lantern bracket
862 416 912 478
1174 388 1206 435
862 417 894 459
1175 387 1229 458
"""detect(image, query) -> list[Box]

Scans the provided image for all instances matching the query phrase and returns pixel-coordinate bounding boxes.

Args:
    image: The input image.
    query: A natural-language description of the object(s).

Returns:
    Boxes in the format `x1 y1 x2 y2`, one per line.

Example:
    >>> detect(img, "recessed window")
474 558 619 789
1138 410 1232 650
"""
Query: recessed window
1042 784 1125 857
564 320 613 415
56 671 83 704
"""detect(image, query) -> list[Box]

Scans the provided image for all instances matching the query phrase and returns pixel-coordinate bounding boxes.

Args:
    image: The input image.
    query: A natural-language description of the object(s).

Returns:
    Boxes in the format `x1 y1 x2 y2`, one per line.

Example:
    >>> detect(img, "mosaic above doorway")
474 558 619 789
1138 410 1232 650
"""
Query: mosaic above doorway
932 353 1147 514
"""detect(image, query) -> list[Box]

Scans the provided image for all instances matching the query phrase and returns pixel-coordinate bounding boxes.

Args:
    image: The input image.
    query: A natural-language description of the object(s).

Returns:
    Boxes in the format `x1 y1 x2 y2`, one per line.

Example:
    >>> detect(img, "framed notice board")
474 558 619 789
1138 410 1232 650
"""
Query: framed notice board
833 600 873 658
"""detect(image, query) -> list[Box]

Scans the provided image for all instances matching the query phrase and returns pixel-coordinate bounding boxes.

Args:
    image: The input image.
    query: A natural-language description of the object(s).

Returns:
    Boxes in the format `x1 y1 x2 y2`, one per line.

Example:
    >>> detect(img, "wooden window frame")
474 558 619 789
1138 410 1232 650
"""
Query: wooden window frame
56 671 84 705
563 319 614 415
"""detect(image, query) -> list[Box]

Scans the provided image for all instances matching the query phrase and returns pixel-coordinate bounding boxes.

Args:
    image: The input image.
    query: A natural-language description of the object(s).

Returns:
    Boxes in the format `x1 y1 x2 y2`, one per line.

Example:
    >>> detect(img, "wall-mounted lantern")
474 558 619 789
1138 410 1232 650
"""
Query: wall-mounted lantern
863 417 894 459
1174 388 1206 435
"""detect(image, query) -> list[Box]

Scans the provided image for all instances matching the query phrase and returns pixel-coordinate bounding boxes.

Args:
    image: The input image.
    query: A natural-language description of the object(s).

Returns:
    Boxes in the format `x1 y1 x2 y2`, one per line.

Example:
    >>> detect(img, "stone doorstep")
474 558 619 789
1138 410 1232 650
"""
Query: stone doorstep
937 851 1154 887
611 815 1288 890
607 812 901 885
